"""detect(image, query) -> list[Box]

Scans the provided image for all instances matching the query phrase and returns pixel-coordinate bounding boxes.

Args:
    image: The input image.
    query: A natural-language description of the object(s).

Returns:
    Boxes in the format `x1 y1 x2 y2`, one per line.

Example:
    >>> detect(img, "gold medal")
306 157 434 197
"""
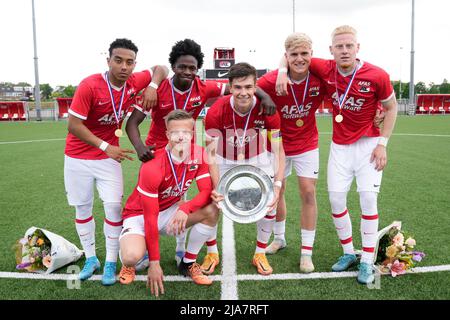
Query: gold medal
296 119 304 127
237 153 245 161
335 114 343 123
115 129 123 137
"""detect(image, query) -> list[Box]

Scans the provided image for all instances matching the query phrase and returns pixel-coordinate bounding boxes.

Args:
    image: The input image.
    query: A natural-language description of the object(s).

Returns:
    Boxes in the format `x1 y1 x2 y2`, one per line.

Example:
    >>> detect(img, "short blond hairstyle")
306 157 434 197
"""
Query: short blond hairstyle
284 33 312 51
331 25 358 41
165 109 194 126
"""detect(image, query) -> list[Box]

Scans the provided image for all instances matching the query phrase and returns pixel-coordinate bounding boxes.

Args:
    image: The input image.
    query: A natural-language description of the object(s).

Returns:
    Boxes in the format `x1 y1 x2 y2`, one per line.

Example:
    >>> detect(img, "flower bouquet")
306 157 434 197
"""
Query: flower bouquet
15 228 52 272
374 221 425 277
14 227 83 274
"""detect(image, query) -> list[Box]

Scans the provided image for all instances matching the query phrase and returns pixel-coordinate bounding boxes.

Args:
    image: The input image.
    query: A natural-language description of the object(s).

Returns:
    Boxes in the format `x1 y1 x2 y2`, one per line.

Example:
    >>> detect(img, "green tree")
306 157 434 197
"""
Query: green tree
40 83 53 100
428 82 440 94
439 79 450 94
415 82 427 94
16 82 32 87
62 85 76 97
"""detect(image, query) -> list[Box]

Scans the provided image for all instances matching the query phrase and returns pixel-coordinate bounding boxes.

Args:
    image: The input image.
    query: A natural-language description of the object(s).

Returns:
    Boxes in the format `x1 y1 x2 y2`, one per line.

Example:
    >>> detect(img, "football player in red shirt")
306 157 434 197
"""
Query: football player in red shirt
257 33 324 273
276 26 397 284
125 39 276 273
205 62 285 276
64 38 168 286
118 110 218 296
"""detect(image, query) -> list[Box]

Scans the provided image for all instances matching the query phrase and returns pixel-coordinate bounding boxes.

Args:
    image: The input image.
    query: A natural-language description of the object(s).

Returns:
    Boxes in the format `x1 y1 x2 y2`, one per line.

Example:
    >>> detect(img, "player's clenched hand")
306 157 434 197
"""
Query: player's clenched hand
259 95 276 116
373 109 385 128
141 87 158 111
136 144 155 162
105 145 135 163
370 145 387 171
275 71 290 96
211 190 224 208
167 210 188 235
147 261 164 297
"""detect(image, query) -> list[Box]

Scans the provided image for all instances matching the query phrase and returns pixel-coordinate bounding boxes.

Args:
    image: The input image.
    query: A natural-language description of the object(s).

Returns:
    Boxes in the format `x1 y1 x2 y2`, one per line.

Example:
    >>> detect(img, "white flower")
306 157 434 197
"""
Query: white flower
405 237 416 247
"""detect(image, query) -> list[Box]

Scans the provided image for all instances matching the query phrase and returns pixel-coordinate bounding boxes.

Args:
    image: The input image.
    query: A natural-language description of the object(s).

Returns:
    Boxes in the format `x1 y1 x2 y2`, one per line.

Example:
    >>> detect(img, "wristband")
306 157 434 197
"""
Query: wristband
273 180 282 188
278 67 288 74
99 141 109 151
378 136 389 147
149 82 159 90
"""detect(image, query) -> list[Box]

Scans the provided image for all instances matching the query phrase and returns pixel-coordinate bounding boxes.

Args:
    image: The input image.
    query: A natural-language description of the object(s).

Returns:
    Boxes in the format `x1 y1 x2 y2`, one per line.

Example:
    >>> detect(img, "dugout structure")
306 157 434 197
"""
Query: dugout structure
0 101 28 121
416 94 450 115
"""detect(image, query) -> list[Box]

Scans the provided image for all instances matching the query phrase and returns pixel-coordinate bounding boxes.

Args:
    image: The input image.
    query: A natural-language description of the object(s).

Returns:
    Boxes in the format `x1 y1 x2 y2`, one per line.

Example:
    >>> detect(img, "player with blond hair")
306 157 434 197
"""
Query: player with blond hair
276 25 397 284
257 33 325 273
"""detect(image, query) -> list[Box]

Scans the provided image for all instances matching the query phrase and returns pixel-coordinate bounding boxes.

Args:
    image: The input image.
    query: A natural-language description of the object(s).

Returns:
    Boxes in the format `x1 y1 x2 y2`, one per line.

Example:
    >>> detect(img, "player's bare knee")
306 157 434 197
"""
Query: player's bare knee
301 189 316 206
203 204 219 226
120 249 143 267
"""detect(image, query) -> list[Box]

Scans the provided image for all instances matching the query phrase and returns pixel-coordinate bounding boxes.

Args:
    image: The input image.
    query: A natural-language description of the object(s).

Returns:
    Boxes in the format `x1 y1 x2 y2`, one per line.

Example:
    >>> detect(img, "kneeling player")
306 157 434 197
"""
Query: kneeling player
205 62 285 276
119 110 218 296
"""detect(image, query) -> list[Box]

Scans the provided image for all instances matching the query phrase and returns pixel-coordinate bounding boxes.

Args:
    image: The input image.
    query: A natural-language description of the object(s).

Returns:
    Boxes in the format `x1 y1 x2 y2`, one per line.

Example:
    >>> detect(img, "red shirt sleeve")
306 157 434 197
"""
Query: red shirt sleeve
69 79 93 120
204 80 226 99
376 69 394 102
179 151 212 213
266 111 281 130
130 70 152 92
204 99 223 139
138 162 163 261
256 73 275 96
309 58 333 80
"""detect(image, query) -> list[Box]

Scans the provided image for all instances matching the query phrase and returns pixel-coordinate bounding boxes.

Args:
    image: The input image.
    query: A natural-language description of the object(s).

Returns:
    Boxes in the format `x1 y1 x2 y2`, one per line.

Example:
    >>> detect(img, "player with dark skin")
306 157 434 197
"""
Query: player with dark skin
126 40 276 163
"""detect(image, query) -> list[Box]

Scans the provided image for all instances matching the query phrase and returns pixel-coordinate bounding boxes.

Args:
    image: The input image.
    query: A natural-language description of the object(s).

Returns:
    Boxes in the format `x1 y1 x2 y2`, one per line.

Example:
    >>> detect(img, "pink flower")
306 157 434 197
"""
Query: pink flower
42 255 52 268
392 233 404 246
390 260 406 277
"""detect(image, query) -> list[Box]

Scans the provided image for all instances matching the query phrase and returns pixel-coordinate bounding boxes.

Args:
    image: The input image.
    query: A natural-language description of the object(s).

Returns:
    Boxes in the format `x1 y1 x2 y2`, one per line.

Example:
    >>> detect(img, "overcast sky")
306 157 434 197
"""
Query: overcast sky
1 0 449 88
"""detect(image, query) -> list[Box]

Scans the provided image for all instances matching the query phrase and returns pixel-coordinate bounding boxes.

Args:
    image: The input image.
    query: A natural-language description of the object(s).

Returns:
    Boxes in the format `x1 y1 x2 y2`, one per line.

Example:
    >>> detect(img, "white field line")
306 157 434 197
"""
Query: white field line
2 132 450 145
220 216 239 300
0 138 66 145
1 264 449 282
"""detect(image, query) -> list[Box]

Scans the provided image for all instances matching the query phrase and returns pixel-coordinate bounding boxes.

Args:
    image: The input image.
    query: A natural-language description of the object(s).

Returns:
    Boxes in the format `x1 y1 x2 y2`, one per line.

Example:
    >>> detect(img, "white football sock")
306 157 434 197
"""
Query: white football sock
183 223 215 264
205 225 218 254
273 220 286 241
75 203 96 258
329 191 354 255
301 229 316 256
360 192 379 265
255 215 275 254
176 230 187 253
103 202 122 263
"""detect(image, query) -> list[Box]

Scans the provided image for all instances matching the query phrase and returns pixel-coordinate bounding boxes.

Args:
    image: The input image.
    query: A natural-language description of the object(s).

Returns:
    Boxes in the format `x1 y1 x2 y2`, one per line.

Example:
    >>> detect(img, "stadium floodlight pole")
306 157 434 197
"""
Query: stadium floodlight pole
409 0 415 107
399 47 403 99
32 0 42 121
293 0 296 32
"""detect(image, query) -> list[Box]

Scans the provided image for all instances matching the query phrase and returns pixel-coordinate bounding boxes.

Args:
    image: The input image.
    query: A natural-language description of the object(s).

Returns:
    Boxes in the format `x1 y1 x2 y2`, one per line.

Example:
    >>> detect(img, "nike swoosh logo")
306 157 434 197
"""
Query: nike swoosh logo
313 171 319 174
373 184 380 187
161 103 172 108
165 177 171 181
98 101 109 106
327 80 335 85
218 71 229 78
363 232 375 235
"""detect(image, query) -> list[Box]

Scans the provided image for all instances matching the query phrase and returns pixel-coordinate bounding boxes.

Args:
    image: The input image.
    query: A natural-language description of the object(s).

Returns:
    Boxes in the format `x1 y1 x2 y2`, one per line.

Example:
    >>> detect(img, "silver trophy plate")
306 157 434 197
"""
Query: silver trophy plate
217 165 274 224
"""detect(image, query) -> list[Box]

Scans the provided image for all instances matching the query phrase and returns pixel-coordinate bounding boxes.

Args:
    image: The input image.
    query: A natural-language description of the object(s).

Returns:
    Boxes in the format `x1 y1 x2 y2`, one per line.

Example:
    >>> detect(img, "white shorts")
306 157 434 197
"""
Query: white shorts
284 148 319 179
217 152 274 178
327 137 383 193
64 155 123 206
119 204 184 241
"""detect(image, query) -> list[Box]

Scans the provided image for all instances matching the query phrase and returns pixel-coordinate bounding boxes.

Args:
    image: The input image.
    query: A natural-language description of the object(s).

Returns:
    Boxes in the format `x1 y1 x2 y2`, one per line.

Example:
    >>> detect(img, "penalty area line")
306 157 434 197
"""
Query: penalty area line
1 264 449 282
